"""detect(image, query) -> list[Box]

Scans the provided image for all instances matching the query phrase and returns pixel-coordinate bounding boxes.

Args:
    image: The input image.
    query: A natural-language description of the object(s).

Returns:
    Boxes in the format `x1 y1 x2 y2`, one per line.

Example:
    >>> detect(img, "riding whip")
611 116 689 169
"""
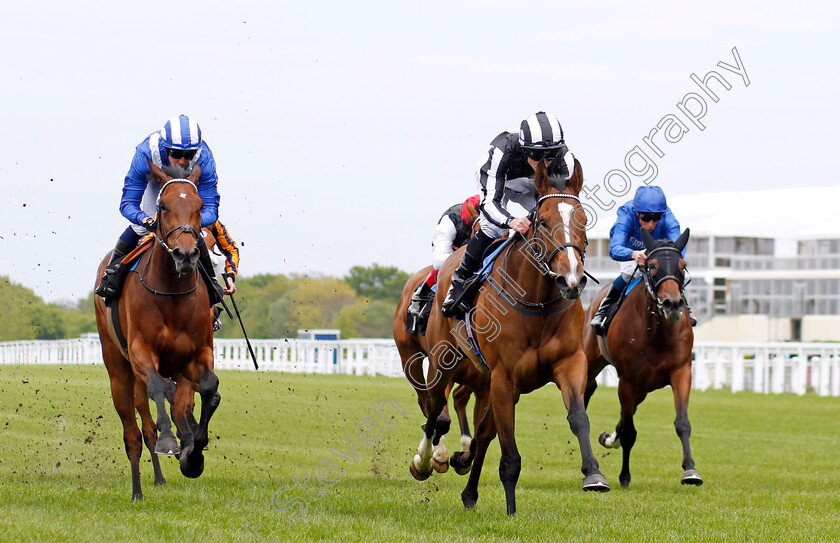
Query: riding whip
229 293 259 370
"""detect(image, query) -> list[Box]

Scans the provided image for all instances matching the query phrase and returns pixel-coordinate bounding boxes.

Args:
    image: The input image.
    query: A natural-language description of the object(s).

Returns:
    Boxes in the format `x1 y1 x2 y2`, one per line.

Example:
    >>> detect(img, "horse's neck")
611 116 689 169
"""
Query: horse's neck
501 240 561 301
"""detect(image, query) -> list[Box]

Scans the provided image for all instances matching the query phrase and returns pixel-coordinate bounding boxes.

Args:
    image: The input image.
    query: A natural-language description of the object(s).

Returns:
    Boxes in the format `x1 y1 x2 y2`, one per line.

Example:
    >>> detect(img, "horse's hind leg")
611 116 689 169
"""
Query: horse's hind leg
453 383 473 453
108 365 144 500
134 380 165 486
431 382 454 474
672 364 702 485
147 373 180 455
460 395 497 509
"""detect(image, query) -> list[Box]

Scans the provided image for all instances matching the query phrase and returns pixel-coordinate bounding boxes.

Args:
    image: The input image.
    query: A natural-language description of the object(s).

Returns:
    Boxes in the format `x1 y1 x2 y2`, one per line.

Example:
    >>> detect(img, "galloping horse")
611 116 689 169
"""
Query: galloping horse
410 159 609 515
94 163 220 500
582 227 701 488
393 265 490 474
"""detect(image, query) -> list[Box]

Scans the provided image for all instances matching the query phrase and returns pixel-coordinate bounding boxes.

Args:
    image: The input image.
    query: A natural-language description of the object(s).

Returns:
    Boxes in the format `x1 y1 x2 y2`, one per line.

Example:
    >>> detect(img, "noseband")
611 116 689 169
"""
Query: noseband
525 193 588 279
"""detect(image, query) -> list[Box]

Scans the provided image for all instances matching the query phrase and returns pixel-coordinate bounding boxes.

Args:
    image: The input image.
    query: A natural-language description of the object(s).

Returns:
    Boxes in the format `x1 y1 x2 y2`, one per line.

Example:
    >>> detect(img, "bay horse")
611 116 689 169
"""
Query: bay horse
94 163 220 500
410 159 609 515
393 265 490 474
582 227 702 488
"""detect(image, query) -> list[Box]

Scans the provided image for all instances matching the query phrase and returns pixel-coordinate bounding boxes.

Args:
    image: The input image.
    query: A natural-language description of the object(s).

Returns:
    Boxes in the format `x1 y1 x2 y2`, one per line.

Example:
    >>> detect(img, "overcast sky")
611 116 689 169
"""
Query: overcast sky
1 1 837 304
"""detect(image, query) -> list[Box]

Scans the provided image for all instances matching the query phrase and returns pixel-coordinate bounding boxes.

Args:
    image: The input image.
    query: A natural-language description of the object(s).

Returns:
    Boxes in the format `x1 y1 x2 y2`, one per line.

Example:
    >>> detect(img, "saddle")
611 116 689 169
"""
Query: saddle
104 237 155 357
599 276 643 336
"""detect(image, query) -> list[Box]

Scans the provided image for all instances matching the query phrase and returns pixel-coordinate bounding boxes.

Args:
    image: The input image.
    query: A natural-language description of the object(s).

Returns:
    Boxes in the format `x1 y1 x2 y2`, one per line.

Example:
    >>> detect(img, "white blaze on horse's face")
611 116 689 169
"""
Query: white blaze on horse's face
557 202 580 288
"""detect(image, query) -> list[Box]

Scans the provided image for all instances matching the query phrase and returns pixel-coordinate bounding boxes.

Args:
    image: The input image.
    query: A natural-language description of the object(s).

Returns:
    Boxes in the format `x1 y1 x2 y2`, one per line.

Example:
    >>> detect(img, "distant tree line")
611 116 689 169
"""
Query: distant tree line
0 264 409 341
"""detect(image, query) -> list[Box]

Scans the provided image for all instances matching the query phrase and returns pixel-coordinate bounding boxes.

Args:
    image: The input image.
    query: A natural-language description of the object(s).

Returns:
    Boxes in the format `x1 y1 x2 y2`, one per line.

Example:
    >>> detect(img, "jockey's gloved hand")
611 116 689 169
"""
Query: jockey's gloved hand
142 216 156 229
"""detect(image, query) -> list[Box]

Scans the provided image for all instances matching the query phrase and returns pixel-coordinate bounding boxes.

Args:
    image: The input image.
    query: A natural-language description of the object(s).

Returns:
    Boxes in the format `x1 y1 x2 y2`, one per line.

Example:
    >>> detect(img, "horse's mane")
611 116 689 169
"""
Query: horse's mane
160 165 191 179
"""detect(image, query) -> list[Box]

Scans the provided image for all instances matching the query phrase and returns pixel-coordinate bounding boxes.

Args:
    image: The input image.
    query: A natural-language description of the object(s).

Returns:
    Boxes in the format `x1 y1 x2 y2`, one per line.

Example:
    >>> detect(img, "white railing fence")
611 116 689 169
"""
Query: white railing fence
1 337 839 396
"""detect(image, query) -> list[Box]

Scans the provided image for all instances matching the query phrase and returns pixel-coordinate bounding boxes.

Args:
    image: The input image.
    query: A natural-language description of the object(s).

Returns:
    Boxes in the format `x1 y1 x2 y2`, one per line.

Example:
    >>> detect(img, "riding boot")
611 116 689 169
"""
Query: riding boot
408 281 433 317
198 242 225 306
94 239 135 298
213 305 222 332
442 229 495 317
590 284 622 332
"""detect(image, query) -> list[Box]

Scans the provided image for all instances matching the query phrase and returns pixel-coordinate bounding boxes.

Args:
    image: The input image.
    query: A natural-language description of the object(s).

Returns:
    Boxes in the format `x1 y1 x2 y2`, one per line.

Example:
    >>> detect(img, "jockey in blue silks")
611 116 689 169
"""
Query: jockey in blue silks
590 185 696 331
94 114 223 303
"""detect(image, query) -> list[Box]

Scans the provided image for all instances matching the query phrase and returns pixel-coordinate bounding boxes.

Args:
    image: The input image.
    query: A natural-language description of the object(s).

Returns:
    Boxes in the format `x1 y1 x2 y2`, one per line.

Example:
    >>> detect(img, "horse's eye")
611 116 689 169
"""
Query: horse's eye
539 219 548 228
158 204 166 212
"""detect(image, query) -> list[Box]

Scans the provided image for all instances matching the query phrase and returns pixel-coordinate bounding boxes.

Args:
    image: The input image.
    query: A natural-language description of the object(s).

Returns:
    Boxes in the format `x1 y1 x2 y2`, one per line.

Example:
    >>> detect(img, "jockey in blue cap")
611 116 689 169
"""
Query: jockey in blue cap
590 185 696 332
94 114 224 303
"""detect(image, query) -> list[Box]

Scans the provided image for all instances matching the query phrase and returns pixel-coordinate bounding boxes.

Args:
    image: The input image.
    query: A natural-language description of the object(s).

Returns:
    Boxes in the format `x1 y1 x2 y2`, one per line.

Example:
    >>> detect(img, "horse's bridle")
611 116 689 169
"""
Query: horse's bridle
524 193 588 279
641 245 690 315
154 179 201 256
136 179 201 296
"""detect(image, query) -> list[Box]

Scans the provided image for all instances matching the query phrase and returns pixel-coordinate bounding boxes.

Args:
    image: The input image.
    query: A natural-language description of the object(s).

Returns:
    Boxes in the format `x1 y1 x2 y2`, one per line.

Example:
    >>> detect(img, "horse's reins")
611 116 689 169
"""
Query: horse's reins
137 179 202 296
488 192 593 314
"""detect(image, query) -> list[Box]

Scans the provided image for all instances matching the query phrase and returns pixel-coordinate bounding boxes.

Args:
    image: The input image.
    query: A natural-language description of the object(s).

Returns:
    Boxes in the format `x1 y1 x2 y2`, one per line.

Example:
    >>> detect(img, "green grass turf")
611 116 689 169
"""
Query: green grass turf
1 364 839 542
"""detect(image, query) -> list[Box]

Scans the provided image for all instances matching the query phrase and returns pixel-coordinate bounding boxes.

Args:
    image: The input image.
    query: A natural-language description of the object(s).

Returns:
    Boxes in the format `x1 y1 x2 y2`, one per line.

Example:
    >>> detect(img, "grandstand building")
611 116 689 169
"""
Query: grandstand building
582 186 840 342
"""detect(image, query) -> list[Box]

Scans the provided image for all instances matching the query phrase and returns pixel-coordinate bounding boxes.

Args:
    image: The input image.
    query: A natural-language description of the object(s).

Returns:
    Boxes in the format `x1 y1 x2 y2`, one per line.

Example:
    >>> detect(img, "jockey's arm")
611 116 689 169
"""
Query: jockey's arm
119 151 154 225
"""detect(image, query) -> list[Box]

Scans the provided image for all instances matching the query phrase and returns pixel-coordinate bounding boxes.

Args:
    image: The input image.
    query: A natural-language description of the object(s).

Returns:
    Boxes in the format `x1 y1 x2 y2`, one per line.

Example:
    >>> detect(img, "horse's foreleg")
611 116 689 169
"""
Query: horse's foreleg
179 357 220 479
134 380 165 486
555 355 610 493
460 395 496 508
147 372 180 455
614 378 643 488
108 367 144 500
672 364 702 485
489 374 521 515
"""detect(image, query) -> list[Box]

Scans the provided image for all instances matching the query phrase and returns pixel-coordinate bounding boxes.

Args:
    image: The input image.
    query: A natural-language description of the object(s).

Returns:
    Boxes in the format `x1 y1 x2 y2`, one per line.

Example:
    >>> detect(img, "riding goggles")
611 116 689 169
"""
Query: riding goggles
167 148 198 160
523 147 561 161
638 212 663 223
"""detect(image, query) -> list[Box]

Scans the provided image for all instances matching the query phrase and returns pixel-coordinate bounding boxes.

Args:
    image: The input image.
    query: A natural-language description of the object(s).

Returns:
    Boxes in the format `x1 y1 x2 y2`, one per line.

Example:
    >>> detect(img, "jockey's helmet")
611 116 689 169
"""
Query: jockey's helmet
633 185 667 213
161 115 203 150
519 111 564 150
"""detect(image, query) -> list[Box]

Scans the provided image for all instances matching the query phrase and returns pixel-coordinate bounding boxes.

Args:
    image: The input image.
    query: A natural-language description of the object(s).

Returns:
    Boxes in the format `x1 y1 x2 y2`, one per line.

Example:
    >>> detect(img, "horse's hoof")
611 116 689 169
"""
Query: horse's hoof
583 472 610 492
409 456 432 481
598 432 620 449
619 474 631 489
461 488 478 509
155 437 180 456
449 452 472 475
179 445 205 478
681 469 703 485
431 456 449 474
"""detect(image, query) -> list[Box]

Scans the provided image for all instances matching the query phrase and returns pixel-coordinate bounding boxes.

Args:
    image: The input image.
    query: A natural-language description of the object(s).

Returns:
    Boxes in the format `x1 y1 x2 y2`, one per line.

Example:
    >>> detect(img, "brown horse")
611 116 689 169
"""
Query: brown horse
410 159 609 515
582 227 701 488
393 265 490 474
94 163 220 500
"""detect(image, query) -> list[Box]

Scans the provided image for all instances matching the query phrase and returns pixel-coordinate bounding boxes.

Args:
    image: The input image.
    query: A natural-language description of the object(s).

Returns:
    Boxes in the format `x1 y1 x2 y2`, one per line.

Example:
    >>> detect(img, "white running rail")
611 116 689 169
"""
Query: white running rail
2 338 839 396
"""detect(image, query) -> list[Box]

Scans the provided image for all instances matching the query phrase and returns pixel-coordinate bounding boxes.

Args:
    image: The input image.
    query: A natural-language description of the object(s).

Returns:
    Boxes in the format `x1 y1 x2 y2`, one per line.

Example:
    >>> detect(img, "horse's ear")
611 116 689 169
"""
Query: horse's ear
534 160 551 195
148 160 169 184
567 158 583 195
640 226 656 250
188 164 201 184
674 227 690 252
